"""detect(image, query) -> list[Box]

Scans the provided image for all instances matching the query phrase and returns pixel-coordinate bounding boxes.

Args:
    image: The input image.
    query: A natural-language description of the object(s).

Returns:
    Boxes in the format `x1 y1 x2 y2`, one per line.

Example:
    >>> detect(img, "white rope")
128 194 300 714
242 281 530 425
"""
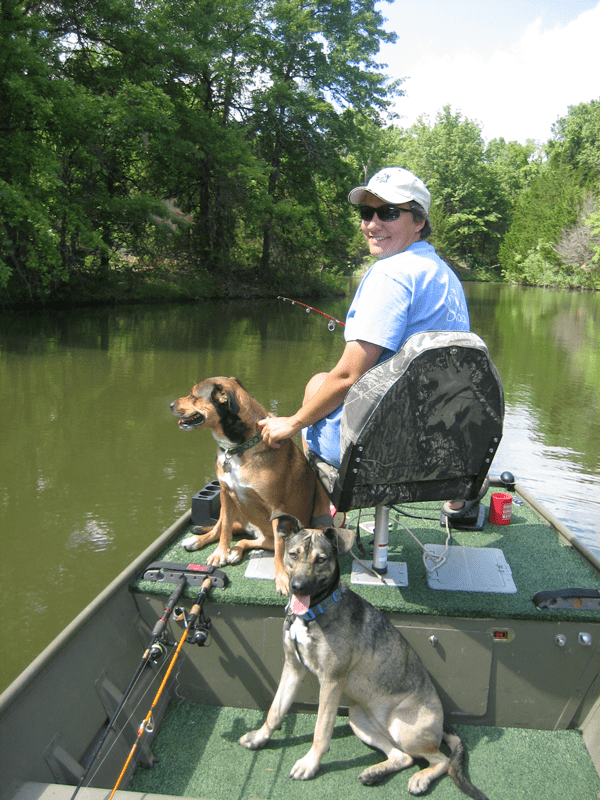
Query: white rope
390 510 452 573
345 508 451 575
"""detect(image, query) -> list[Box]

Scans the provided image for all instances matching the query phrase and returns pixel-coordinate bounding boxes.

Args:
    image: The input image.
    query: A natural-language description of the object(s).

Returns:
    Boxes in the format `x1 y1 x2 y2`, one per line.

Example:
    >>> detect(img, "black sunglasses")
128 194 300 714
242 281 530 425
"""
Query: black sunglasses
358 204 414 223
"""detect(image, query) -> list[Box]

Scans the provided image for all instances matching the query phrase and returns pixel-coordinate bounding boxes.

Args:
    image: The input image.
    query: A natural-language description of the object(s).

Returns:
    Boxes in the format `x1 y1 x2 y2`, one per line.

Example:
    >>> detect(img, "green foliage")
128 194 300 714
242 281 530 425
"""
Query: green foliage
510 240 564 288
498 99 600 288
547 99 600 177
1 0 398 303
499 166 581 283
585 208 600 289
484 138 542 205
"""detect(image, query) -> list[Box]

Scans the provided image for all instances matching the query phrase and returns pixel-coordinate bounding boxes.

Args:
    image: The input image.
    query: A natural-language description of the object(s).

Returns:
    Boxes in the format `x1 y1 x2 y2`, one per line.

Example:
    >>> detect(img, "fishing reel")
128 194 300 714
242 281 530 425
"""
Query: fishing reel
148 641 168 661
188 614 211 646
174 606 212 647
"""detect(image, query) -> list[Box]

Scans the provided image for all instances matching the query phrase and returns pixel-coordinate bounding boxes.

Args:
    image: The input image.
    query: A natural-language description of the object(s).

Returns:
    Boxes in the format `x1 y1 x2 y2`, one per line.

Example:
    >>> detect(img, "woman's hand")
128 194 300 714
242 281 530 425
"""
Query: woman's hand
258 416 302 448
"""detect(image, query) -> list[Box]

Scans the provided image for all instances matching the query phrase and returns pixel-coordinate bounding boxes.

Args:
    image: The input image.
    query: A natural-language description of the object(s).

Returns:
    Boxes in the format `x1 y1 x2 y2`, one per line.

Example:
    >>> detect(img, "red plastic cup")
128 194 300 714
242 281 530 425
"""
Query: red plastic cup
490 492 513 525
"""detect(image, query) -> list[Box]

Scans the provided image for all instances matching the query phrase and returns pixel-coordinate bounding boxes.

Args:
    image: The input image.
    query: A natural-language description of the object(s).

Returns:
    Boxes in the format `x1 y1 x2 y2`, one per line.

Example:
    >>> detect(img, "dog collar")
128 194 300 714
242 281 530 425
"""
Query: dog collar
287 588 342 622
219 433 263 467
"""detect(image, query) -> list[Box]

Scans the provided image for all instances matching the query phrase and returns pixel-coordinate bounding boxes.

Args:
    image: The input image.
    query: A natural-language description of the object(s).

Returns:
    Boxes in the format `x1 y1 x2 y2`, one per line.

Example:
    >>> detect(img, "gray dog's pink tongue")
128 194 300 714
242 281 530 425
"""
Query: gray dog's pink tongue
291 594 310 615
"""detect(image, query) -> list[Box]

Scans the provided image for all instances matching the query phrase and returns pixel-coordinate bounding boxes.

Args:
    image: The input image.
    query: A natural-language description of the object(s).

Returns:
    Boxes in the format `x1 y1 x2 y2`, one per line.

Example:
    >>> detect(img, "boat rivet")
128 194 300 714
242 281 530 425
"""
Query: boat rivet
579 632 592 647
429 635 438 647
555 634 567 647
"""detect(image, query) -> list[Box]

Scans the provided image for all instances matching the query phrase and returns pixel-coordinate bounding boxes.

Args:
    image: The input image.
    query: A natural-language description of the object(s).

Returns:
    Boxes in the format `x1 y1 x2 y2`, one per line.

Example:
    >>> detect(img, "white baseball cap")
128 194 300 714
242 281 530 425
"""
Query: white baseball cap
348 167 431 214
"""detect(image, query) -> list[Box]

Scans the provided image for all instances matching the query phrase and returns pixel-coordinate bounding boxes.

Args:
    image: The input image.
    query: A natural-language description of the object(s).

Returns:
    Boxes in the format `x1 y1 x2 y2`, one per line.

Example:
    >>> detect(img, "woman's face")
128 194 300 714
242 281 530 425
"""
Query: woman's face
360 194 425 259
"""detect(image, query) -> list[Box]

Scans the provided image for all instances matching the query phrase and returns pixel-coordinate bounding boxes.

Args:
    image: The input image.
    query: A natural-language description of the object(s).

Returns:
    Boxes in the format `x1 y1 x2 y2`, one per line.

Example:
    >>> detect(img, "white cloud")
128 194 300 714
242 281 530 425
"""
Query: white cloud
387 5 600 143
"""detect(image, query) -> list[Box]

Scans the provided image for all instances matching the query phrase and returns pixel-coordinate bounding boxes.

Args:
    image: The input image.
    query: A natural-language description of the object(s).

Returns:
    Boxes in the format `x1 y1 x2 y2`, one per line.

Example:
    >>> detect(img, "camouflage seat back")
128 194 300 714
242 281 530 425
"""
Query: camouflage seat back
310 331 504 513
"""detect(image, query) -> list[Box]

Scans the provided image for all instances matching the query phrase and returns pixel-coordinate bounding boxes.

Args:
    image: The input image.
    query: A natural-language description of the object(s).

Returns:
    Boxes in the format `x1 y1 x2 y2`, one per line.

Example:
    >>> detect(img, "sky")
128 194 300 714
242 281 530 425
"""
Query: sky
376 0 600 144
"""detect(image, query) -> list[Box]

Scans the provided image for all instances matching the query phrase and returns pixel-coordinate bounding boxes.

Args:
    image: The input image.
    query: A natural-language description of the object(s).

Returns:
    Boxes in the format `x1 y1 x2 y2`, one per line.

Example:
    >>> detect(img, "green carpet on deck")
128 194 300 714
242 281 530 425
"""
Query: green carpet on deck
128 702 600 800
133 495 600 624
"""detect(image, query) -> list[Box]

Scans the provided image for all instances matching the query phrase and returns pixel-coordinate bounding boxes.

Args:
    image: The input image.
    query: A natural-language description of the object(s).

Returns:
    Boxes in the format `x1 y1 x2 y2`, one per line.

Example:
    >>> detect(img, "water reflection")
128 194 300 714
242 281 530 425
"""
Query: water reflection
466 284 600 556
68 515 114 552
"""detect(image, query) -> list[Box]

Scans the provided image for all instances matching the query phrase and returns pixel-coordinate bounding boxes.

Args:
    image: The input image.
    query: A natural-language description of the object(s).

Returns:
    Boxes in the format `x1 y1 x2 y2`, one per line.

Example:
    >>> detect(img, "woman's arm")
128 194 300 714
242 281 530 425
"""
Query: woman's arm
259 339 383 447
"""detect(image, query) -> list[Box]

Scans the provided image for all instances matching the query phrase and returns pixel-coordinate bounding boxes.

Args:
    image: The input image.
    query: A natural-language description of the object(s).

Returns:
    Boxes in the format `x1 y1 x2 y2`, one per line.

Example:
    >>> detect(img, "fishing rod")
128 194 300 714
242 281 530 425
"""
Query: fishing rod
277 296 345 331
69 572 188 800
107 571 222 799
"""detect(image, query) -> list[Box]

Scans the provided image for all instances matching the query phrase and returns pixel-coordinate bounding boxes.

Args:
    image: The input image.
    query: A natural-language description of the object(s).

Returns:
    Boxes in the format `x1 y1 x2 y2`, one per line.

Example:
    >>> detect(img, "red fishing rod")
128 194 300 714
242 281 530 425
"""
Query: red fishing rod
277 296 345 331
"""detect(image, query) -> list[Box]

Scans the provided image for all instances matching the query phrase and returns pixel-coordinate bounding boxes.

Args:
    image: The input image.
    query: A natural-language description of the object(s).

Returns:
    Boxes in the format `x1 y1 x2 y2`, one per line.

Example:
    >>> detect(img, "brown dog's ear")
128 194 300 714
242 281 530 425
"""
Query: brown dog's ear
226 389 240 416
324 526 355 556
271 512 303 539
231 377 246 392
212 384 240 417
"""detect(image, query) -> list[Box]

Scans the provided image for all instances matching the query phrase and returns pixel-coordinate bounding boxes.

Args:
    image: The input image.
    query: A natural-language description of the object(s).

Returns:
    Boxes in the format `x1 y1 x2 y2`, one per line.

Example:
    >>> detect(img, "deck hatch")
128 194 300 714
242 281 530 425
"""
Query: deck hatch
424 545 517 593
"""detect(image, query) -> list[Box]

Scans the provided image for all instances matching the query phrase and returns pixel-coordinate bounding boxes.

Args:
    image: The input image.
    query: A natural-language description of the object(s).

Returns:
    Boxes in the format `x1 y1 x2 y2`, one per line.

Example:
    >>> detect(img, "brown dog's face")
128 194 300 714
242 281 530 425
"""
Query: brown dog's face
170 377 241 432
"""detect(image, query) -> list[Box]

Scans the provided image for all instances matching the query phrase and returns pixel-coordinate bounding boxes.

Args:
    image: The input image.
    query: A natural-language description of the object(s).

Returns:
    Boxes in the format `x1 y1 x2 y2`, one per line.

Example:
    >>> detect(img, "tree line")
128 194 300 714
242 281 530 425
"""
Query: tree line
1 1 599 306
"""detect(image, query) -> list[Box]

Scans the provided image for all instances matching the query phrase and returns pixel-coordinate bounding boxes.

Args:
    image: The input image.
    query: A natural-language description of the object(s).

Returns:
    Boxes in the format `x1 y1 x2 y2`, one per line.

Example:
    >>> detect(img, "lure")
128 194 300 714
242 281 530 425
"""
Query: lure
277 296 345 332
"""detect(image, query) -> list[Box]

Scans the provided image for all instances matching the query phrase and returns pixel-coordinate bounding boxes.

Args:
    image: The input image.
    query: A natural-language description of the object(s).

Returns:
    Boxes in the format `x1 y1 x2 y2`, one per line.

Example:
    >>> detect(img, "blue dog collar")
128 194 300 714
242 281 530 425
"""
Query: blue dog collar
290 588 342 621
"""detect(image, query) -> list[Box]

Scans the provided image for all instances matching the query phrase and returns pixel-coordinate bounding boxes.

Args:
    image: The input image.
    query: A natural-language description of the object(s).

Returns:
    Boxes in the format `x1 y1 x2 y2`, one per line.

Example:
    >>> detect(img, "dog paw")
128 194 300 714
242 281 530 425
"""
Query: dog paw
226 547 242 565
289 753 320 780
206 549 229 567
407 771 432 795
181 535 200 552
274 571 290 596
239 730 270 750
358 766 385 786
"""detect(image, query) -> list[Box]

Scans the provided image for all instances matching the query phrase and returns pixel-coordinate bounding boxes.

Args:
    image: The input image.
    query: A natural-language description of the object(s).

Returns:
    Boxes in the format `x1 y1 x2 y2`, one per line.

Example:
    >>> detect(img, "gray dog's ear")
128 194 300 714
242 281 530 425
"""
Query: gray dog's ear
324 526 355 555
271 512 302 539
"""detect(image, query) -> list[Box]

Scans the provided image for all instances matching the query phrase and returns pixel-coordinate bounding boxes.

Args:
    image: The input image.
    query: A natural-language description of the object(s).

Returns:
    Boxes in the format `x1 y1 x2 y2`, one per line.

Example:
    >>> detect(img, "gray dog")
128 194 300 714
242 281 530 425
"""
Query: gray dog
239 514 488 799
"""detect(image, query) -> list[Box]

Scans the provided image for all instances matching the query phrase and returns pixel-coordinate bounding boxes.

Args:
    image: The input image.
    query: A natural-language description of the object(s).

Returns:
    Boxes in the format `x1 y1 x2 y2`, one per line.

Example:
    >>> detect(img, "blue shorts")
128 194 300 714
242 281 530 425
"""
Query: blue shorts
303 405 343 469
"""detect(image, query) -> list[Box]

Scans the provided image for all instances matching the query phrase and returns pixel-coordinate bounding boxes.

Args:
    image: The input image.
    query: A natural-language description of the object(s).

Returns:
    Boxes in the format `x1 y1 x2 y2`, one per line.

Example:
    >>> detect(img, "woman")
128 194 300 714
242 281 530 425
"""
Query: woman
259 167 472 522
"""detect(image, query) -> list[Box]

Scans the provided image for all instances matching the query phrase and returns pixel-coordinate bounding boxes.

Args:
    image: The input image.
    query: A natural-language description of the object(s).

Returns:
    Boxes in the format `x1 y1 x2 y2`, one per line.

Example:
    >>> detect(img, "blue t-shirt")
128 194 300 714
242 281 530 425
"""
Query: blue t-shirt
304 241 470 468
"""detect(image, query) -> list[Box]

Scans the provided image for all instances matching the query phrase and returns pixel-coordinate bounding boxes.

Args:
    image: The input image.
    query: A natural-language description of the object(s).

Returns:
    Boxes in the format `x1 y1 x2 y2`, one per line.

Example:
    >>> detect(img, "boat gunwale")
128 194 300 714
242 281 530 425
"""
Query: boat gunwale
507 479 600 573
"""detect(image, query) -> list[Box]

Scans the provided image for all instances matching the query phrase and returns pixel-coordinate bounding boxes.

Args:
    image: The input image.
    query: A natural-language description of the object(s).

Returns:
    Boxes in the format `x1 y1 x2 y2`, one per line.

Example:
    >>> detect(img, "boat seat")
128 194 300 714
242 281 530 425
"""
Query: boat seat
306 330 504 574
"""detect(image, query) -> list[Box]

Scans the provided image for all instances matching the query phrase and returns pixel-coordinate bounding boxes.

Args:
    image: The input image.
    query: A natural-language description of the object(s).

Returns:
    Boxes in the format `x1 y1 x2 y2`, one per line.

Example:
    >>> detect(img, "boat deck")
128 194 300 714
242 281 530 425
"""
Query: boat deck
128 703 600 800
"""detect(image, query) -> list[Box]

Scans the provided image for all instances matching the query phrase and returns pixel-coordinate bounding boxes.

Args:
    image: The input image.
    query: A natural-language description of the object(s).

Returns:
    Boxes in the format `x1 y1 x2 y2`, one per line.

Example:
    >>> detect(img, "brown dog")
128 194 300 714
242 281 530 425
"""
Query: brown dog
170 377 329 594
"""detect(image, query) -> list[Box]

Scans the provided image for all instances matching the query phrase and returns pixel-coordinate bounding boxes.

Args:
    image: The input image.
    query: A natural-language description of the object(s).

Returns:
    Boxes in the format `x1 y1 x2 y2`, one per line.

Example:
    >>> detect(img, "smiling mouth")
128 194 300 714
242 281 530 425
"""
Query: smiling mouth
178 412 205 430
